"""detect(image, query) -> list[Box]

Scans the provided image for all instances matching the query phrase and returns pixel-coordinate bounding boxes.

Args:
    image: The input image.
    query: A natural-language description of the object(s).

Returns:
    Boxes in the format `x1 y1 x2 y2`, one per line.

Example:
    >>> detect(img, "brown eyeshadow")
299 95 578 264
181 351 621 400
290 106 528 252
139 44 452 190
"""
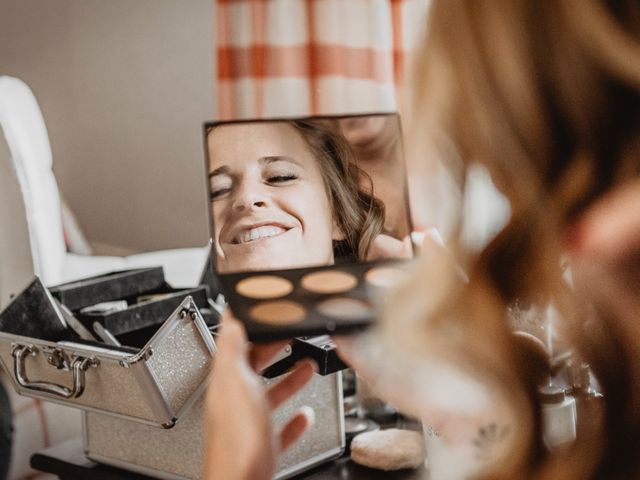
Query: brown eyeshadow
364 266 407 289
249 300 306 325
300 270 358 294
316 297 373 320
235 275 293 300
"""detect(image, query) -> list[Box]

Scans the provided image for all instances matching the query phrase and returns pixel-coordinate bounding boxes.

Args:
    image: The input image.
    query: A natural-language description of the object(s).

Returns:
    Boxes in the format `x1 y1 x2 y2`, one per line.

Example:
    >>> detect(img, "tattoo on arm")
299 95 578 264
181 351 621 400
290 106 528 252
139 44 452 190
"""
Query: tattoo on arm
473 422 510 461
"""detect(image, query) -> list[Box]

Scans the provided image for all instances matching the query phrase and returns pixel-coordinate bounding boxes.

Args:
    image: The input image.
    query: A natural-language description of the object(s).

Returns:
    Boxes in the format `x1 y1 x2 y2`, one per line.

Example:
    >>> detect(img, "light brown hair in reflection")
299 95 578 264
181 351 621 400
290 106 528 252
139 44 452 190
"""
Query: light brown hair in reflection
392 0 640 478
291 119 385 262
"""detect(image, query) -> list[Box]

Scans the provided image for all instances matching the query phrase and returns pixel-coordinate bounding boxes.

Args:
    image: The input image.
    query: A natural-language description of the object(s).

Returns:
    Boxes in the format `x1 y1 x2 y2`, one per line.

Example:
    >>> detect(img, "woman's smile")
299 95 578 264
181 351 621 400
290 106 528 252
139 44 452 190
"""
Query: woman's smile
225 222 294 245
233 225 289 244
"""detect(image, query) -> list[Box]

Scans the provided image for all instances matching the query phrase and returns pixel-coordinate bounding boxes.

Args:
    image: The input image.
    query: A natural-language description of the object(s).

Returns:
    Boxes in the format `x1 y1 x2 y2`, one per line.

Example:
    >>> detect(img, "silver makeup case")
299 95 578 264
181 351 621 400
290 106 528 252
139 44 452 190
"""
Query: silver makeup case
0 278 215 428
0 277 345 478
83 371 345 479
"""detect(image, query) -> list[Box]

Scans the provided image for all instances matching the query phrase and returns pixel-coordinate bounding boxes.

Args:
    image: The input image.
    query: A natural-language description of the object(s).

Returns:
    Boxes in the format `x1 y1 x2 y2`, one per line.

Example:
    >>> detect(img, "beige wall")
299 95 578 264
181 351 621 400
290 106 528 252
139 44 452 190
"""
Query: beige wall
0 0 214 252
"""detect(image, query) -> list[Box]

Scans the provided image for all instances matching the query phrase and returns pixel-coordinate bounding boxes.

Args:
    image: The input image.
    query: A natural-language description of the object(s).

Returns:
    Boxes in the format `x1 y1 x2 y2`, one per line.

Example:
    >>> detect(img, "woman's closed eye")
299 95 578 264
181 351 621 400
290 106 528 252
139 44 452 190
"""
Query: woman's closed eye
210 174 233 200
261 156 303 185
266 172 298 184
211 187 231 200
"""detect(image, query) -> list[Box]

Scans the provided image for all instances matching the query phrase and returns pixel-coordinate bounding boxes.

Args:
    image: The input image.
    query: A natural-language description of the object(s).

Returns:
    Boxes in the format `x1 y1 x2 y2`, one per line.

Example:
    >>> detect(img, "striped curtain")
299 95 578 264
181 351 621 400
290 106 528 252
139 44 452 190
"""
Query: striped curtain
216 0 430 120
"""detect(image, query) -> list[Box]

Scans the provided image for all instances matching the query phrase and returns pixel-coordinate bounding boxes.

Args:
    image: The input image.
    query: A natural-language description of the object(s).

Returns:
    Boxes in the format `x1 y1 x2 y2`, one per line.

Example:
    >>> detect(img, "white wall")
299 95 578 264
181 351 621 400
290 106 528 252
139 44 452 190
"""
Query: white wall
0 0 215 252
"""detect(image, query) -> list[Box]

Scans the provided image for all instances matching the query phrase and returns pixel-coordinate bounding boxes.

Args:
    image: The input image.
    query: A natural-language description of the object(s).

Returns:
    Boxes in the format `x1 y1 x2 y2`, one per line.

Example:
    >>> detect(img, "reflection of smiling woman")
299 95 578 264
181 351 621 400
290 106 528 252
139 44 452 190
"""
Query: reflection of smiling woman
208 120 384 273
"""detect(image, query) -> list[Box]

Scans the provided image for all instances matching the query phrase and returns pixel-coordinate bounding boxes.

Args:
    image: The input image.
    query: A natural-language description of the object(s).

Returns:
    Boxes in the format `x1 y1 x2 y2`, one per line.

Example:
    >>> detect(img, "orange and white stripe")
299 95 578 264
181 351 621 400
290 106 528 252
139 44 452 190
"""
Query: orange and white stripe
216 0 430 119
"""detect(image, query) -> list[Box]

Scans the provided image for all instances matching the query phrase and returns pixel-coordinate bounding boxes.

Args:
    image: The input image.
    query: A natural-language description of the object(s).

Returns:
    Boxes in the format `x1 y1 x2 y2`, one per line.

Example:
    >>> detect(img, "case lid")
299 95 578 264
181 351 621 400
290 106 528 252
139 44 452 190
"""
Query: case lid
49 267 165 311
0 277 216 428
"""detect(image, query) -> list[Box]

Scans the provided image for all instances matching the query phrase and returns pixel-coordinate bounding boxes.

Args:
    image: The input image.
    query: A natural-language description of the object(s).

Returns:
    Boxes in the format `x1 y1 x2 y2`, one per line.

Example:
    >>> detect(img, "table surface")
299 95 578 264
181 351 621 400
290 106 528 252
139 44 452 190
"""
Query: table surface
31 438 429 480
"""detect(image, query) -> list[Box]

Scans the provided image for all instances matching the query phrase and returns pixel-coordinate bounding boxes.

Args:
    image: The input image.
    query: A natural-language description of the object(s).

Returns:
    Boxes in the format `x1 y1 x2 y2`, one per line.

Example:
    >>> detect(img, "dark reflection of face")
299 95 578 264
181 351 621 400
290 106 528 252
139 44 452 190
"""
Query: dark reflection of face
208 122 336 273
338 115 409 238
337 115 398 155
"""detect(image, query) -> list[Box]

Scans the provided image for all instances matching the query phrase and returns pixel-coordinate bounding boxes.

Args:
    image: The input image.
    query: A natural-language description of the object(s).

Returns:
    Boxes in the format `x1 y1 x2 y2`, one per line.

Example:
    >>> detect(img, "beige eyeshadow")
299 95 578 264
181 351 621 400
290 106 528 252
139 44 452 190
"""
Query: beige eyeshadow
249 300 306 325
300 270 358 294
316 297 373 320
364 266 407 289
235 275 293 299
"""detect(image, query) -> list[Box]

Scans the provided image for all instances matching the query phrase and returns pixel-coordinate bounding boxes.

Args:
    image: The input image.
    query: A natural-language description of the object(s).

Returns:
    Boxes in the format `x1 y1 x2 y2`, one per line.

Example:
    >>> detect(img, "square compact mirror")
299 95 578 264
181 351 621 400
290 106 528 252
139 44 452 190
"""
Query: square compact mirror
204 113 414 341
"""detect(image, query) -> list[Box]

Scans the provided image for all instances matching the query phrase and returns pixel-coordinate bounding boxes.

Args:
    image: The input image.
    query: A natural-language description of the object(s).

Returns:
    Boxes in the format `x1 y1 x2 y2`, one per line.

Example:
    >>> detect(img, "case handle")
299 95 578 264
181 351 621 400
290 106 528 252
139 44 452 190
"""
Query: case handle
11 344 98 399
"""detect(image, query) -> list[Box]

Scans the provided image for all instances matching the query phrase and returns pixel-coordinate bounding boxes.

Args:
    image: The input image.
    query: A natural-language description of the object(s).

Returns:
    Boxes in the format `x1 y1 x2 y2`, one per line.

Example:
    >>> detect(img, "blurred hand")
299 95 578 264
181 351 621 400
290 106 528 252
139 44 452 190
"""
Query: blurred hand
366 233 413 261
568 179 640 264
340 226 455 399
568 179 640 294
331 335 368 380
204 312 316 480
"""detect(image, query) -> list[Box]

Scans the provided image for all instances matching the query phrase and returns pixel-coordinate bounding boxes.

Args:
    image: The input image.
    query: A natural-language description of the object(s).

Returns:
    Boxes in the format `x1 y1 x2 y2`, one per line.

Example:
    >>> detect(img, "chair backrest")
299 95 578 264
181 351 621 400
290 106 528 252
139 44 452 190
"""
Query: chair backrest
0 128 34 308
0 76 66 285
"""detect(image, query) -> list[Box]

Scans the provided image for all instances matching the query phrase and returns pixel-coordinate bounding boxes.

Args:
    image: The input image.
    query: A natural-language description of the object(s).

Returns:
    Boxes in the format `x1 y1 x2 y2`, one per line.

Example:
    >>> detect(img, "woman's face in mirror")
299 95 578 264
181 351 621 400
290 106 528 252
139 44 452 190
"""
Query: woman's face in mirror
208 122 336 273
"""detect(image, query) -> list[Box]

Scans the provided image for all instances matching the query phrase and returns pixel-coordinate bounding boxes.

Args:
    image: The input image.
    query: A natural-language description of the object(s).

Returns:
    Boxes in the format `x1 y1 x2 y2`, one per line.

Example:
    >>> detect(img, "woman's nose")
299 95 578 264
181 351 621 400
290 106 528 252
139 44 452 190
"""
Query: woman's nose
231 183 268 212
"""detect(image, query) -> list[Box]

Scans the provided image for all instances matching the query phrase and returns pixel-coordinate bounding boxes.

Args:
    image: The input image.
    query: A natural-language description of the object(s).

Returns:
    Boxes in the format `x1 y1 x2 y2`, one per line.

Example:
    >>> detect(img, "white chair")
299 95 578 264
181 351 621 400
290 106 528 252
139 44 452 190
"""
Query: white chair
0 75 209 305
0 75 209 479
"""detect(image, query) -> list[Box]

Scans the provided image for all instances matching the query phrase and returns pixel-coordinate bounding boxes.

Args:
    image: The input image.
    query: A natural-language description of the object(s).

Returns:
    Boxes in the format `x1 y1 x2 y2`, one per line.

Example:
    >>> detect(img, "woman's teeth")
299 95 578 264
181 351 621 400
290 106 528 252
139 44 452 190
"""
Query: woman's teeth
235 225 287 244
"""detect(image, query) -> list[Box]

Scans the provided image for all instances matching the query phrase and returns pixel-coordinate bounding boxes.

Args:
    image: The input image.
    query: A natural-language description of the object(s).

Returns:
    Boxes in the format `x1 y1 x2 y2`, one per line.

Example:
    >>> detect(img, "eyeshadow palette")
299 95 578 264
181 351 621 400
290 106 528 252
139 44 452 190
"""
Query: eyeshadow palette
219 258 412 341
203 112 414 342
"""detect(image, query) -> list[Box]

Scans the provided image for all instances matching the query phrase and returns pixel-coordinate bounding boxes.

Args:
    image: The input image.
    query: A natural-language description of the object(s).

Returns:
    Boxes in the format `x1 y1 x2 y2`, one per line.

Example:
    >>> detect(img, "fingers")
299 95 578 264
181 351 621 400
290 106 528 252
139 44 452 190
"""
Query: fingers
331 335 356 367
403 235 414 258
278 406 315 453
332 335 377 387
249 341 292 373
366 234 412 261
218 311 293 373
216 311 248 361
266 360 316 410
207 312 250 410
568 179 640 262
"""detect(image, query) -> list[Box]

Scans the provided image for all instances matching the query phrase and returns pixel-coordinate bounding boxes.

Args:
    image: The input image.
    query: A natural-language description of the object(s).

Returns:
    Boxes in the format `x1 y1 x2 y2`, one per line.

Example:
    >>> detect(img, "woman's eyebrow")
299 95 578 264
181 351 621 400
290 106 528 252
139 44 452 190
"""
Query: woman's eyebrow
259 156 303 167
209 165 231 178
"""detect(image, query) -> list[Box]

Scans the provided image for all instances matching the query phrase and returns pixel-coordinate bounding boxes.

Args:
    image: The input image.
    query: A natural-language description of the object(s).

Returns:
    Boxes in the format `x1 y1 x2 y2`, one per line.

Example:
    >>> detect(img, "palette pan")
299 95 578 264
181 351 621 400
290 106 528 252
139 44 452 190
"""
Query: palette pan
203 112 415 342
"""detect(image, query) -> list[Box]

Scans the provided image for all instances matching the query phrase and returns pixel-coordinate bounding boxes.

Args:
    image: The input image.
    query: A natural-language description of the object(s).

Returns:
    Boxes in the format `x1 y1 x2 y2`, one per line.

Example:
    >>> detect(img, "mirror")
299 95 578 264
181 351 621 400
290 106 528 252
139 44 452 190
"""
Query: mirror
205 113 412 275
